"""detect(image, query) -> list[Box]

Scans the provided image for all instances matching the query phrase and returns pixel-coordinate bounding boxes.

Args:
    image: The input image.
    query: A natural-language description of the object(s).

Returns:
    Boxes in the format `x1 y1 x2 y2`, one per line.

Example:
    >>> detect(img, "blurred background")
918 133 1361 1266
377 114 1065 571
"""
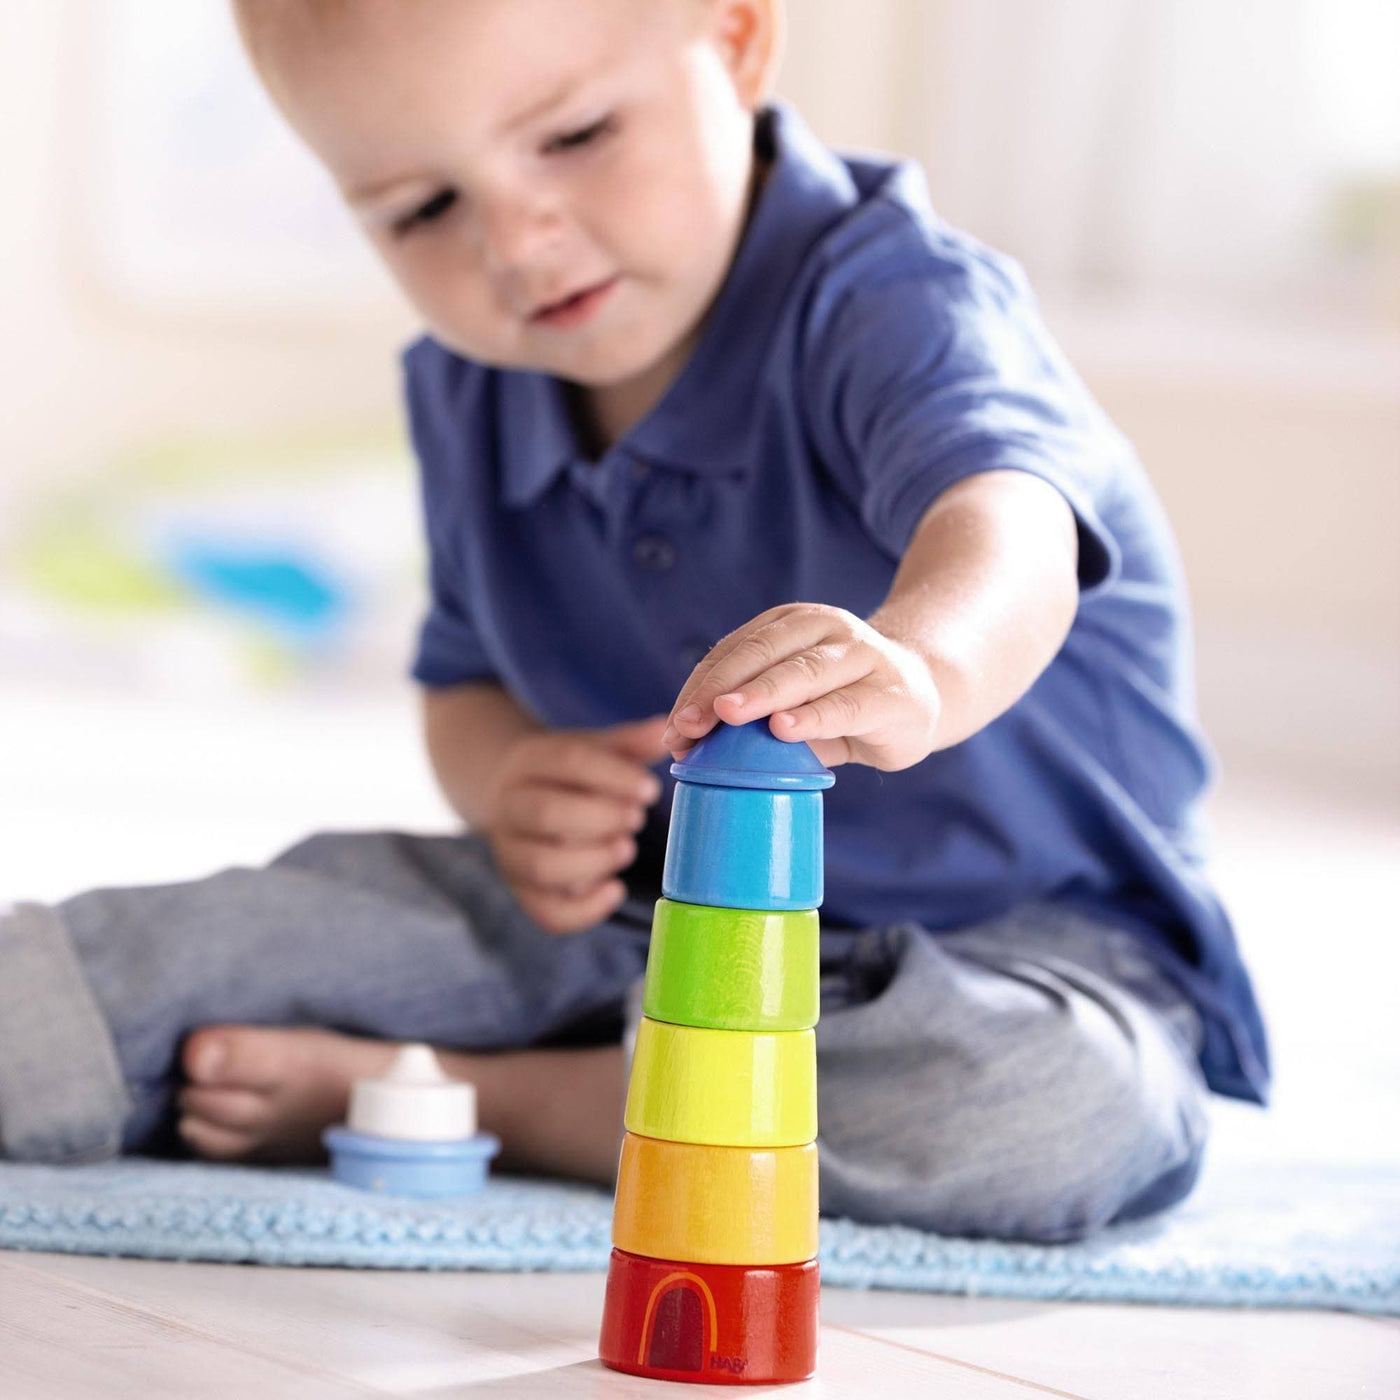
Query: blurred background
1 2 1396 1159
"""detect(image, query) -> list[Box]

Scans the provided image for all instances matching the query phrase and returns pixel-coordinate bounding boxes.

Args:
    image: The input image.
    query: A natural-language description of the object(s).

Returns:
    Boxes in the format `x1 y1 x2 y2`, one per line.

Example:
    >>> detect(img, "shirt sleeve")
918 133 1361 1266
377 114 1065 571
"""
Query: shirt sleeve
804 232 1121 592
402 340 501 689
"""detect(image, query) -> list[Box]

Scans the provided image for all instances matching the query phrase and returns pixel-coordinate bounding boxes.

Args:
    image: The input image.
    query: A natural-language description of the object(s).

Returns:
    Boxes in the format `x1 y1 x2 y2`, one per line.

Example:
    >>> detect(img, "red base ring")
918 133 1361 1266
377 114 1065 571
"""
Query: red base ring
599 1247 818 1385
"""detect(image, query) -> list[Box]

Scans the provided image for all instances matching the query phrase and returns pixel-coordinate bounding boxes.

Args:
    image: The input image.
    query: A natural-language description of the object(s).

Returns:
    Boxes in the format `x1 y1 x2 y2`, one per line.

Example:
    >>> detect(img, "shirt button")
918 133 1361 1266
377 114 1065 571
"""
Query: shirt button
632 533 676 571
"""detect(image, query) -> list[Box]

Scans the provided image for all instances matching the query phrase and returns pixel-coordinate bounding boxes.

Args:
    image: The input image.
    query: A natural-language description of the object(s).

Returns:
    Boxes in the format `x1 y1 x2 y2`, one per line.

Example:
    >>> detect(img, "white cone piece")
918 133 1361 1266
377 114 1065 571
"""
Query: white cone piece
347 1043 478 1141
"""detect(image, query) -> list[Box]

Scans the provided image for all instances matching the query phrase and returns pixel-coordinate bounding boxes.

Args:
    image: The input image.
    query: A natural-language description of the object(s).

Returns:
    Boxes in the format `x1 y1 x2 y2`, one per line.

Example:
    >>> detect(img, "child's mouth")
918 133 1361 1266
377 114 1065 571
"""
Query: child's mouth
530 276 619 330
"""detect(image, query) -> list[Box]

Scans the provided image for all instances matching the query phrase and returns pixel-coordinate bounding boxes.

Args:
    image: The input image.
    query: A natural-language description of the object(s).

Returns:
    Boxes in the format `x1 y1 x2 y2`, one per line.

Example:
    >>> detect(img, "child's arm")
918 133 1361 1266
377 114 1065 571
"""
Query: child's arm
423 682 543 830
661 468 1079 771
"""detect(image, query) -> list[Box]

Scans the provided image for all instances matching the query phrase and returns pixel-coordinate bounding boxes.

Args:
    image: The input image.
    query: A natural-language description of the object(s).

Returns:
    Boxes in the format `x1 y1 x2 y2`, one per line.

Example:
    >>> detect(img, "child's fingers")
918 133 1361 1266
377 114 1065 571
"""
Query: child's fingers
517 877 628 937
707 642 874 733
596 714 673 762
667 610 809 721
769 677 894 747
665 609 836 743
496 783 646 843
518 736 663 806
493 830 638 895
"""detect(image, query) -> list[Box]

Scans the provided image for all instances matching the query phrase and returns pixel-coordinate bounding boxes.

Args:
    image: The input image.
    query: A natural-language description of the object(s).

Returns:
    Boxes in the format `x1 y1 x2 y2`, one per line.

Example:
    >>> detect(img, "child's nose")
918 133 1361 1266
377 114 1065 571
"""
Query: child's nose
476 193 565 289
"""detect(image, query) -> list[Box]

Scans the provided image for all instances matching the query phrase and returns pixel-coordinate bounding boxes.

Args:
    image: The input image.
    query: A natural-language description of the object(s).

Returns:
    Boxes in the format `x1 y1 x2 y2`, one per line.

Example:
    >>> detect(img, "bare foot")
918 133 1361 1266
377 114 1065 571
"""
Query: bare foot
179 1025 628 1182
179 1026 398 1164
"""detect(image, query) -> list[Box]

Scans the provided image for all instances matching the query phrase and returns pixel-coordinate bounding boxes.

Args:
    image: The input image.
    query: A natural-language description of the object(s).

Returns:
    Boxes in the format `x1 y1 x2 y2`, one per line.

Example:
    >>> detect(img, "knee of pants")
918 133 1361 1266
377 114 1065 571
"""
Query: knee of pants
817 990 1211 1243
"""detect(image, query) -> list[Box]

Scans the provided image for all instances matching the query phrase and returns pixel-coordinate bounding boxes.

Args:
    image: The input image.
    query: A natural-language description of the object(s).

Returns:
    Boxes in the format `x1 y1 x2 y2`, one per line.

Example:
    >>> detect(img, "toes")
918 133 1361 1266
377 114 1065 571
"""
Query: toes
178 1114 257 1162
176 1026 403 1168
183 1025 289 1089
178 1085 269 1132
182 1027 229 1083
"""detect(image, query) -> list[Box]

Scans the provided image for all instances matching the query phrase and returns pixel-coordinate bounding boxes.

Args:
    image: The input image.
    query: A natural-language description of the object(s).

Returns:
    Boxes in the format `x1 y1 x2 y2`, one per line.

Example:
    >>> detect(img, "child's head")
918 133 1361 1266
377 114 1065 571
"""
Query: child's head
235 0 782 395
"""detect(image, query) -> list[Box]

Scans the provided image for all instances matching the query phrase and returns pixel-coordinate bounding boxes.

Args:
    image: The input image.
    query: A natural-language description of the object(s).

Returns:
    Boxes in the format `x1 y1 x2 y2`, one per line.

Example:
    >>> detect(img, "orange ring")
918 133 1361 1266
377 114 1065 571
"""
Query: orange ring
611 1133 818 1265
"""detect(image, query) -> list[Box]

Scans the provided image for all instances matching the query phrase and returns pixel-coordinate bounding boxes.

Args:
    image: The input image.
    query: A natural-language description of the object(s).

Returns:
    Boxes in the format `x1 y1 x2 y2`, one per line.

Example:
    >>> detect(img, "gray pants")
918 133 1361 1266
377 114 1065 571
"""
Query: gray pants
0 830 1210 1243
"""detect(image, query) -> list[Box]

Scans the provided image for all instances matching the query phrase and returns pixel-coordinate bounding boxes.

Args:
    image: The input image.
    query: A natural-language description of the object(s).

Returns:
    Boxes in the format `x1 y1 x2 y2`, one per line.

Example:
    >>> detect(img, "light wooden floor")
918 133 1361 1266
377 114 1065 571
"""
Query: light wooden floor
3 1249 1397 1398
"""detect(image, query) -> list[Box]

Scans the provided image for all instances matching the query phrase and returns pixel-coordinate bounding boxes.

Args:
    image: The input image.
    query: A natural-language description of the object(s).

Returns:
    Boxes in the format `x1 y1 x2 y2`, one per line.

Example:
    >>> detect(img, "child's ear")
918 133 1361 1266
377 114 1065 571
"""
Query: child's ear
710 0 785 110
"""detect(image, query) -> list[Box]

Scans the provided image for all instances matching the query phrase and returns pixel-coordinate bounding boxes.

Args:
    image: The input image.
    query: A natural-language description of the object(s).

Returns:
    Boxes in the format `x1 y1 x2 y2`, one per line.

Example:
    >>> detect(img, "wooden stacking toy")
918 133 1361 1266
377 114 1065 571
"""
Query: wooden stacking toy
322 1044 499 1197
599 719 833 1385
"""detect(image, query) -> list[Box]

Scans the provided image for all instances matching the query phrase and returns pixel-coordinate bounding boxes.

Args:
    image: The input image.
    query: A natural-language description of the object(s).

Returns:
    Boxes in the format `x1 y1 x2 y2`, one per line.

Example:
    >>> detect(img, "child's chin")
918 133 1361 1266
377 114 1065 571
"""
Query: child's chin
558 343 668 389
578 327 698 390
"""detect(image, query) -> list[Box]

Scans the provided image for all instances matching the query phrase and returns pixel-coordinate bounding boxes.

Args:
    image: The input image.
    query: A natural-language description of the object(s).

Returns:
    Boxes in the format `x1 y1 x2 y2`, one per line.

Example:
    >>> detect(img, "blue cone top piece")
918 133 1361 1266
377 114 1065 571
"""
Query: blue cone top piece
669 719 835 792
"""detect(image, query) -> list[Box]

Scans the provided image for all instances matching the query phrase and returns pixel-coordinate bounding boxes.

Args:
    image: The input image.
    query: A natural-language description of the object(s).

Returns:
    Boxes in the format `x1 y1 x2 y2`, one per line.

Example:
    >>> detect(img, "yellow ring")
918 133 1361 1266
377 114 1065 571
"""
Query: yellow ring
625 1018 817 1148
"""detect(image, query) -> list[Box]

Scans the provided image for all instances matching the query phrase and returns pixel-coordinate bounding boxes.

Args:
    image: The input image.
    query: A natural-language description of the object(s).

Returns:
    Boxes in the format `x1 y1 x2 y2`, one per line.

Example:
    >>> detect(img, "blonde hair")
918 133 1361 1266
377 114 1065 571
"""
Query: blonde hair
234 0 715 61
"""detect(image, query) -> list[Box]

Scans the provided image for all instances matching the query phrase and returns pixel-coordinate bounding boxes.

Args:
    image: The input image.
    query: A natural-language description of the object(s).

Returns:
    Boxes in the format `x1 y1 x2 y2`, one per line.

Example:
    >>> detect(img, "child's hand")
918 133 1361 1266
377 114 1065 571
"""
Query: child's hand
485 716 670 935
661 604 941 771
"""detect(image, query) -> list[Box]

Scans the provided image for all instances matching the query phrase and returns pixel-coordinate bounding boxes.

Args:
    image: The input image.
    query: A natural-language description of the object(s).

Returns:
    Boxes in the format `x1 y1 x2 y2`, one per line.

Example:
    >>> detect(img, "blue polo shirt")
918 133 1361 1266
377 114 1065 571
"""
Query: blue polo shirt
404 102 1269 1104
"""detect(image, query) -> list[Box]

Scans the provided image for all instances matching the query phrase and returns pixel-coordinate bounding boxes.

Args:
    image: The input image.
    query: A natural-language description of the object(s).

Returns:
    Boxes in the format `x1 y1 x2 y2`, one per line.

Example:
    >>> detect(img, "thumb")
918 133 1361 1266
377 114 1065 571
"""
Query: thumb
597 714 673 762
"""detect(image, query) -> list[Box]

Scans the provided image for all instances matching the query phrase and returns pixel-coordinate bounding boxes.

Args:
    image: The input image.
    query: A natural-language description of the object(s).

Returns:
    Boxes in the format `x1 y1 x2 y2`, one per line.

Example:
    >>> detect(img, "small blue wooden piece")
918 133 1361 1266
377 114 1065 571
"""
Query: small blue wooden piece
669 718 835 792
323 1126 501 1198
664 720 834 910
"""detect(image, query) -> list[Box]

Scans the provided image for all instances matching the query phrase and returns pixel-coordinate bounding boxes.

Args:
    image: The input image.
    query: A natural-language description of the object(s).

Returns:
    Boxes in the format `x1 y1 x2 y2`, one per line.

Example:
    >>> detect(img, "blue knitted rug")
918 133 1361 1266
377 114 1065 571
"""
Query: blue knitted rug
1 1151 1395 1315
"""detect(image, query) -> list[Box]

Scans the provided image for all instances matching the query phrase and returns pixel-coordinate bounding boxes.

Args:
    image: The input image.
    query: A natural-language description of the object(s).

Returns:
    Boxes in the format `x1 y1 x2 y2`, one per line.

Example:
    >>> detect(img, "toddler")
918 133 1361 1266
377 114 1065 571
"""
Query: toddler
0 0 1268 1242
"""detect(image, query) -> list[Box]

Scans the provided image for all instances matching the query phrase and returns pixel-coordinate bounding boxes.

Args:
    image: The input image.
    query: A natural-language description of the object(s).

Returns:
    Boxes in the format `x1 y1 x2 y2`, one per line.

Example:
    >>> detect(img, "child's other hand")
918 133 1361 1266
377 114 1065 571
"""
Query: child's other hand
661 604 941 771
485 716 670 935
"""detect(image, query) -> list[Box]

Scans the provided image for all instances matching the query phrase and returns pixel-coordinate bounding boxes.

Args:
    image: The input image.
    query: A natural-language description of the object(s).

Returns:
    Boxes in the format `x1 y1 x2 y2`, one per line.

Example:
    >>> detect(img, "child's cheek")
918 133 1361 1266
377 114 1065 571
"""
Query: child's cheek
612 158 728 306
393 248 500 362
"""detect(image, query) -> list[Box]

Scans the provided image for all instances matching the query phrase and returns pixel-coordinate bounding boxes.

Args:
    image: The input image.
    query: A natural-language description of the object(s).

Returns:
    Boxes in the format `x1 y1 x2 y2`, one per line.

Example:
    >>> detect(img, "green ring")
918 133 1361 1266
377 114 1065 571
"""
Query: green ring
643 898 819 1032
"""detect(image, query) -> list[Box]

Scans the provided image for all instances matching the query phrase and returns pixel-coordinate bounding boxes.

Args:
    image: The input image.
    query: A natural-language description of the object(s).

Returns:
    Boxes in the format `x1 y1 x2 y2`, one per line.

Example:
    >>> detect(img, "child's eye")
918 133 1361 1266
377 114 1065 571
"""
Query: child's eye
543 115 616 156
393 188 459 237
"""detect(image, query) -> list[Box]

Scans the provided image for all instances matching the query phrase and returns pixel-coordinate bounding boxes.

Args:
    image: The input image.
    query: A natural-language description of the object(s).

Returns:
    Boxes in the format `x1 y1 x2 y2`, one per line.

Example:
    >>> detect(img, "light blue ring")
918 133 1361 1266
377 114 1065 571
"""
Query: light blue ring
323 1126 501 1198
662 781 823 911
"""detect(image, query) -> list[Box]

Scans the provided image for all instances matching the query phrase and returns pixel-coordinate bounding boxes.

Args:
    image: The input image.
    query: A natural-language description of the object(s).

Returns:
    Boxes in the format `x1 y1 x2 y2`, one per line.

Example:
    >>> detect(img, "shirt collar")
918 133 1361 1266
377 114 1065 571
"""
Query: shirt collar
499 101 859 508
498 370 577 508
